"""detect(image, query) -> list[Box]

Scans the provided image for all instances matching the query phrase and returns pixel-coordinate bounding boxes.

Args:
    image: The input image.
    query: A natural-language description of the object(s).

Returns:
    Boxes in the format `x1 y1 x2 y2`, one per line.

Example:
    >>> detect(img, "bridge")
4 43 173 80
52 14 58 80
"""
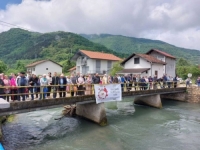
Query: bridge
0 87 187 125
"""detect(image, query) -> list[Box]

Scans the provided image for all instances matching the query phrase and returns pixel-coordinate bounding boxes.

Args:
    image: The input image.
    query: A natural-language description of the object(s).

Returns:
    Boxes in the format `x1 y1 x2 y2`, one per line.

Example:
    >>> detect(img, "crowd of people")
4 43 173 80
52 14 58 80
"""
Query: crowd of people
0 71 200 102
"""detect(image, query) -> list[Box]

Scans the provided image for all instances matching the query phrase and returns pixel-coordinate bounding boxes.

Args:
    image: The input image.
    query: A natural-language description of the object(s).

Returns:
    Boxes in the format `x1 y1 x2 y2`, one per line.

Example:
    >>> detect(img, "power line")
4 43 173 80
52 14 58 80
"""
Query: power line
0 20 36 32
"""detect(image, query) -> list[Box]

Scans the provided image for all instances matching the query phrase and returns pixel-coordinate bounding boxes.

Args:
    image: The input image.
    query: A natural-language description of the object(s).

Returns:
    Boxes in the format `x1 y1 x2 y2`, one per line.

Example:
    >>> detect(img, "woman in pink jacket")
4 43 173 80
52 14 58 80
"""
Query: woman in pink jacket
10 74 18 101
3 75 11 102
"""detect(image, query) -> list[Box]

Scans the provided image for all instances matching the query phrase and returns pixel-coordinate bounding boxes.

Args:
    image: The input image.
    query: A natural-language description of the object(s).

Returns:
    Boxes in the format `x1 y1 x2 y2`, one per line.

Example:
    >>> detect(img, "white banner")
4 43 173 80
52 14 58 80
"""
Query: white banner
94 84 122 104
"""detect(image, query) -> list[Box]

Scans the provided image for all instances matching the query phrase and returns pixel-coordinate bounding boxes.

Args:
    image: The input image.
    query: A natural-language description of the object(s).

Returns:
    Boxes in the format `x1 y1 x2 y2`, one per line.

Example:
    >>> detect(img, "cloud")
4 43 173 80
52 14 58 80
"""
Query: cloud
0 0 200 50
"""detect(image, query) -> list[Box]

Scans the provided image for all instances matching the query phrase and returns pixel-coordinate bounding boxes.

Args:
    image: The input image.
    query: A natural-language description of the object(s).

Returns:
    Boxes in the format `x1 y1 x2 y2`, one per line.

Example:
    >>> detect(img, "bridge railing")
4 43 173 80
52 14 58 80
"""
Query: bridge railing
0 81 185 102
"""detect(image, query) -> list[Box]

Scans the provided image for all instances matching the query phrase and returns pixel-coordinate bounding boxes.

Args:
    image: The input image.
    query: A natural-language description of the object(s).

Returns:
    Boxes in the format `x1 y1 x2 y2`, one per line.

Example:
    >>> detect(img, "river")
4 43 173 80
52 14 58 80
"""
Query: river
2 98 200 150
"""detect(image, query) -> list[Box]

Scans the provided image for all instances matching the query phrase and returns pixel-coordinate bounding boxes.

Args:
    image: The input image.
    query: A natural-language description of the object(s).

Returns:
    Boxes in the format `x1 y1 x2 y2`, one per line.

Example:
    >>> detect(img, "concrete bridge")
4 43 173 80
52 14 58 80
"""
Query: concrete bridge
0 87 187 125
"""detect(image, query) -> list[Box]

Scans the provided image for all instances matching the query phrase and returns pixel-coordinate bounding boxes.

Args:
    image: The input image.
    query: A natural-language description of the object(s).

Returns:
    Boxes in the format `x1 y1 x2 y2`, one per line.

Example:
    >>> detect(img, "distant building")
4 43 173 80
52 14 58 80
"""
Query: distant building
120 53 166 78
146 49 176 77
71 50 121 75
68 66 76 75
119 49 176 78
26 60 62 75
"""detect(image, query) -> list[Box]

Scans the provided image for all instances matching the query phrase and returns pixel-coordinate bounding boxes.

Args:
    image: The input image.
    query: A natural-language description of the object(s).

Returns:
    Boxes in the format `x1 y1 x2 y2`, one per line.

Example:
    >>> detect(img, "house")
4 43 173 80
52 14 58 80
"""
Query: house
120 53 166 78
68 66 76 75
71 50 121 75
26 60 62 75
146 49 176 77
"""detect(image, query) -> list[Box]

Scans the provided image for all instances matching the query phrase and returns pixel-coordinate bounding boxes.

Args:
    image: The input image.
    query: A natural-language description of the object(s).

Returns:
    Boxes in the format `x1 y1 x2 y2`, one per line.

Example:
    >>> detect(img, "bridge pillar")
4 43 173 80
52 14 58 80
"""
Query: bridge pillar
76 102 107 126
134 94 162 108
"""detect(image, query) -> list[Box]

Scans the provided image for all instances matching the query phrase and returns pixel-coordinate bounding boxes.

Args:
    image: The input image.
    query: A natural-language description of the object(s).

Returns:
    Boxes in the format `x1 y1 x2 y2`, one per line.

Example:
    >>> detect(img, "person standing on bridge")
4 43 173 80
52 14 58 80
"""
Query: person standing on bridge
52 72 60 98
58 74 67 98
3 75 11 102
197 77 200 89
17 72 28 101
0 74 5 99
47 72 52 99
40 74 49 99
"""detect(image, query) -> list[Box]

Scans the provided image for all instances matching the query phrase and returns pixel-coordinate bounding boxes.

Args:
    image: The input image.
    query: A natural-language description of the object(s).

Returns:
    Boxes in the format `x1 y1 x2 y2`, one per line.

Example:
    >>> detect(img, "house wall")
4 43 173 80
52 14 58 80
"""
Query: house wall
76 56 116 74
148 51 166 75
123 56 164 78
152 63 164 78
165 57 176 77
34 61 62 75
124 56 151 69
148 51 176 77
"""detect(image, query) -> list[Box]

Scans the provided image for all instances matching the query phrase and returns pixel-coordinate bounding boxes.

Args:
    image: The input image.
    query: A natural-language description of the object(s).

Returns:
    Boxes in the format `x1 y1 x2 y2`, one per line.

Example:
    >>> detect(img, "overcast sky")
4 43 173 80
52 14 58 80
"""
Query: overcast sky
0 0 200 50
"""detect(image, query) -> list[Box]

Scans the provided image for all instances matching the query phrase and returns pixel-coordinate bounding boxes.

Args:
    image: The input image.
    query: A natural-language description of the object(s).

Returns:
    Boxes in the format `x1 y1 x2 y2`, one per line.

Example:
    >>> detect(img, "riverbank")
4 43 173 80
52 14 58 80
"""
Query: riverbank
0 116 5 141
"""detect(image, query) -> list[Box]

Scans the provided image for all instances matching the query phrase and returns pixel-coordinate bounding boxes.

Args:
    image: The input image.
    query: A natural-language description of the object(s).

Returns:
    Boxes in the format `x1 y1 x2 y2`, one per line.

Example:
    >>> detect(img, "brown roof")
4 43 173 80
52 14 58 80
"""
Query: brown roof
26 60 62 67
69 66 76 71
136 54 166 64
121 53 166 65
146 49 176 59
79 50 122 61
118 68 150 74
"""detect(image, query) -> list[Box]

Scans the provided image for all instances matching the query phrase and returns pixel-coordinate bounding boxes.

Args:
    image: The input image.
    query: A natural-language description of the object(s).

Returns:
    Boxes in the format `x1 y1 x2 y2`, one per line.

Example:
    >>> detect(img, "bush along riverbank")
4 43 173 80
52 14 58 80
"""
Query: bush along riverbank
0 116 6 141
0 115 14 141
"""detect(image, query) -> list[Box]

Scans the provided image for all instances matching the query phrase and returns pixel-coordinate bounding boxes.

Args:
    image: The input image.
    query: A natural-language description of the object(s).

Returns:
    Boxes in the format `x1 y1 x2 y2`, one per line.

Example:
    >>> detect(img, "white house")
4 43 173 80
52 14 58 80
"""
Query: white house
120 53 166 78
71 50 122 75
26 60 62 75
146 49 176 77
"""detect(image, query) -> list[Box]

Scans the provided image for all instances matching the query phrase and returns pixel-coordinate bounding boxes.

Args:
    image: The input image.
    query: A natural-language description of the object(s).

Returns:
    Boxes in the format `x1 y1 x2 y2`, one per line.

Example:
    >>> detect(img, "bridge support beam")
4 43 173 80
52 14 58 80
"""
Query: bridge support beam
134 94 162 108
76 102 107 126
160 92 187 102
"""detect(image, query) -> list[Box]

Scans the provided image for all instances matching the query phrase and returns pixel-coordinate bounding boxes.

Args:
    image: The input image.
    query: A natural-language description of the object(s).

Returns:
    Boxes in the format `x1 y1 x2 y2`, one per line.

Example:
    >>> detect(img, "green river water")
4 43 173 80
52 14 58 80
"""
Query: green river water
2 98 200 150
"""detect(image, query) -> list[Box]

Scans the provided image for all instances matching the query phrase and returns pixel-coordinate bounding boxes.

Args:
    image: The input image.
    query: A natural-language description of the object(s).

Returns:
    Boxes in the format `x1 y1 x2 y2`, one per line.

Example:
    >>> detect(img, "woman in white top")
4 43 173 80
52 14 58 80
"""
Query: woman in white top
77 74 85 96
46 72 52 98
40 74 49 99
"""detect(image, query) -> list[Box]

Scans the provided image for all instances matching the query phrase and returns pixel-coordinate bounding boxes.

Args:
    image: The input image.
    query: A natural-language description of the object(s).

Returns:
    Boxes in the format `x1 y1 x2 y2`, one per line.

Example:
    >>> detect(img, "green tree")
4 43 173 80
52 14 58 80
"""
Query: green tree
0 60 7 73
110 61 123 76
62 60 75 73
177 58 191 66
16 61 26 72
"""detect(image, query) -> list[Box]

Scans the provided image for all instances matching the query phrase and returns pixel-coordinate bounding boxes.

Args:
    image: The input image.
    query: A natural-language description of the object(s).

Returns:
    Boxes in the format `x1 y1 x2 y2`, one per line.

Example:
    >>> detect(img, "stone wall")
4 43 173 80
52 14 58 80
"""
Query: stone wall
186 87 200 103
161 87 200 103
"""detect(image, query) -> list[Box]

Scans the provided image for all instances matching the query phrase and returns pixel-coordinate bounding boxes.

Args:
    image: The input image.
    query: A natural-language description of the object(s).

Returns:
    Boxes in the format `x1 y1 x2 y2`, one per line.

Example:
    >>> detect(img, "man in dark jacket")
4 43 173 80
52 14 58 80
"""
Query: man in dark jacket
93 73 100 84
52 72 60 98
17 72 28 101
58 74 67 97
28 74 35 100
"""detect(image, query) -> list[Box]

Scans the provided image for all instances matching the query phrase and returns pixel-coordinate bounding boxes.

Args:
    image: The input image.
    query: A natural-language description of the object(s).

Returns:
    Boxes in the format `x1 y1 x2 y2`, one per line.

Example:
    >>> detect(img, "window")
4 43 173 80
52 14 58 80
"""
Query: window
46 68 48 70
32 68 35 71
155 70 158 76
134 58 140 64
86 66 89 73
96 60 101 73
107 61 112 69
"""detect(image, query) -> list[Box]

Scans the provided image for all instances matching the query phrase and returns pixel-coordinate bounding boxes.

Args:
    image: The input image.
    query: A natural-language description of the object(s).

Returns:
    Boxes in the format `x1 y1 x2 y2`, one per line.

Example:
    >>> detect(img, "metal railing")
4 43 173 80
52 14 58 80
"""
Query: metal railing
0 81 184 102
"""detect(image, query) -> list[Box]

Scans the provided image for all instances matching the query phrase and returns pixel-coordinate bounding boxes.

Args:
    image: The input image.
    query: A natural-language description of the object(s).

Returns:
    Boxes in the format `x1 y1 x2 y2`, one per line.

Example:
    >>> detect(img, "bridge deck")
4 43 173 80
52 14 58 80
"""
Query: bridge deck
0 87 186 116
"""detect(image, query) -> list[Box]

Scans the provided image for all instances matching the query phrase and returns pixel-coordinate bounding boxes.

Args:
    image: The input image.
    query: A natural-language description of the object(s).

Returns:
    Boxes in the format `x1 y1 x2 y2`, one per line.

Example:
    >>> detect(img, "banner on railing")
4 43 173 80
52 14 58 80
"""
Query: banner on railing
94 84 122 104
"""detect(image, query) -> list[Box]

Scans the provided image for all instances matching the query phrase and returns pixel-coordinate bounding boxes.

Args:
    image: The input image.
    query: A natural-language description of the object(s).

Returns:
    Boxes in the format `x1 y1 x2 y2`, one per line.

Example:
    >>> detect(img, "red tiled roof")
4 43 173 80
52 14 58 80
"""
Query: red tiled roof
146 49 176 59
136 54 166 64
26 60 62 67
69 66 76 71
80 50 122 61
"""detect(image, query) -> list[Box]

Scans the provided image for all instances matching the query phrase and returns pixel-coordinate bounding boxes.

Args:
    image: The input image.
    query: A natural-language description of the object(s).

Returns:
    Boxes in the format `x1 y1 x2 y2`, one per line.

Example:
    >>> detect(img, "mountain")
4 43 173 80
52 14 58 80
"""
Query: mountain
0 28 127 68
80 34 200 64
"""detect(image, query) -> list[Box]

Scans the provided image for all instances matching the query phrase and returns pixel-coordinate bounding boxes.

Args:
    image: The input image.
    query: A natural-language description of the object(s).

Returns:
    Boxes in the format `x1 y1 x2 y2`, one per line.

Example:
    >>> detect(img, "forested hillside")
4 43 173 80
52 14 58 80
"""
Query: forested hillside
81 34 200 64
0 28 127 71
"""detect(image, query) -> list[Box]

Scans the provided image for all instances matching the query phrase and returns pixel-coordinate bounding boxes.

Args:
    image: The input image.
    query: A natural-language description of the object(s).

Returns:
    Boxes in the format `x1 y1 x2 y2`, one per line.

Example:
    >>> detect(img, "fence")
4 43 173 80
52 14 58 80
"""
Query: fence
0 81 185 101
